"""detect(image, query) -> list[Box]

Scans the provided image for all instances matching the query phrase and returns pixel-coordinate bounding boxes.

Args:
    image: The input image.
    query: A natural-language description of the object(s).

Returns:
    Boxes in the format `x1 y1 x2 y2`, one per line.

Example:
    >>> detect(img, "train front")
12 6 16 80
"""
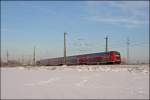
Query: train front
109 51 121 64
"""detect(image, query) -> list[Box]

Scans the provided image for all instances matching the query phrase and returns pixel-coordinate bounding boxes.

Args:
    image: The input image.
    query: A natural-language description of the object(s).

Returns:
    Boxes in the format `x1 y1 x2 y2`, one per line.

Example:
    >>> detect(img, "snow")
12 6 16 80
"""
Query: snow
1 65 149 99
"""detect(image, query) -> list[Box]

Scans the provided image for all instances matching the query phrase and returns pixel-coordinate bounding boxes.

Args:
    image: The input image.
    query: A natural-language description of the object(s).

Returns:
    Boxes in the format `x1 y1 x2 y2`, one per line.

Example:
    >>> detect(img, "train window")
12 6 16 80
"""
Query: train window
115 52 120 55
115 52 120 60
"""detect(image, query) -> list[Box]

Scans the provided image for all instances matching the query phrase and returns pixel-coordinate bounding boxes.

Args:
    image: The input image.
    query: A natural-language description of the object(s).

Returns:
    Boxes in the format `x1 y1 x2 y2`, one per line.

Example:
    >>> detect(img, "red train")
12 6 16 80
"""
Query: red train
36 51 121 66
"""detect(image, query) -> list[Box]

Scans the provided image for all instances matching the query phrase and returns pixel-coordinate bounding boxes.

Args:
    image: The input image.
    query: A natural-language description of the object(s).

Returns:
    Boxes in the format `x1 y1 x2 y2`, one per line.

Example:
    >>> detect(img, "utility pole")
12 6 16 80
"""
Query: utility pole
22 55 24 65
64 32 67 65
105 36 108 52
33 46 36 66
127 37 130 64
7 50 9 65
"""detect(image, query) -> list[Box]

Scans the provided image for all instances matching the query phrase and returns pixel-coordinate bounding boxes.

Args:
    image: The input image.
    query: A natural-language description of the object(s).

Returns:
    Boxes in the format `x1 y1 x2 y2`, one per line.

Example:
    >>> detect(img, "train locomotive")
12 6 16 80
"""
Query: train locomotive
36 51 121 66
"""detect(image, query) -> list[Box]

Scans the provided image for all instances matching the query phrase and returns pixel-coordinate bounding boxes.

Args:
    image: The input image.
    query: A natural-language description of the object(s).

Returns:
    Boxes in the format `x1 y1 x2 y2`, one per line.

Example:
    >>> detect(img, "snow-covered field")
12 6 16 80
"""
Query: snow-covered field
1 65 149 99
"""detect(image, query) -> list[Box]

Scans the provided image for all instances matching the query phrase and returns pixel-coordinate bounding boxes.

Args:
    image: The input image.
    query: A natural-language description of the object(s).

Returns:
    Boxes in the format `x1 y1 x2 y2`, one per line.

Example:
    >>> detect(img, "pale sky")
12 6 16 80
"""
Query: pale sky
1 1 149 63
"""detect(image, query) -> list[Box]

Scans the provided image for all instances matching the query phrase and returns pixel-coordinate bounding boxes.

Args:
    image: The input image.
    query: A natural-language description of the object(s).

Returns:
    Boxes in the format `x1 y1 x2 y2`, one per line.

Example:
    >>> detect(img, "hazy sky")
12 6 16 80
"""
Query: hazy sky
1 1 149 63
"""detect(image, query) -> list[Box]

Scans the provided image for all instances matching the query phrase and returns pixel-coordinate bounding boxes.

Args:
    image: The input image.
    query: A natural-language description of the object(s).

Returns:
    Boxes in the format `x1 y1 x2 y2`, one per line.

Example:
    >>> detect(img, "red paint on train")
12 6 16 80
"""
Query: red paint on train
36 51 121 66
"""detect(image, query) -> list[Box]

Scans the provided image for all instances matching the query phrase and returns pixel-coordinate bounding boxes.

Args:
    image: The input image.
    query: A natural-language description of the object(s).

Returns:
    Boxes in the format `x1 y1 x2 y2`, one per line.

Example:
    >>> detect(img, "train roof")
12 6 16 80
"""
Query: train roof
69 51 119 57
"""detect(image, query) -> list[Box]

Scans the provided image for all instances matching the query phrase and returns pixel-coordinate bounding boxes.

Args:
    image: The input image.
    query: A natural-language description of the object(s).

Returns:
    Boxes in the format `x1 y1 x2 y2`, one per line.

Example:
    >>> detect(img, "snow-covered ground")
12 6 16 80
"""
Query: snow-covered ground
1 65 149 99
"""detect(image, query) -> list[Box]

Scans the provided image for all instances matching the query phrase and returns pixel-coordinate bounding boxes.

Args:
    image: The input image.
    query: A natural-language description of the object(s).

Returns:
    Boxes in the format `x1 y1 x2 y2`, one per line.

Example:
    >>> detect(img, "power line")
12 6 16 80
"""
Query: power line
130 42 149 47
